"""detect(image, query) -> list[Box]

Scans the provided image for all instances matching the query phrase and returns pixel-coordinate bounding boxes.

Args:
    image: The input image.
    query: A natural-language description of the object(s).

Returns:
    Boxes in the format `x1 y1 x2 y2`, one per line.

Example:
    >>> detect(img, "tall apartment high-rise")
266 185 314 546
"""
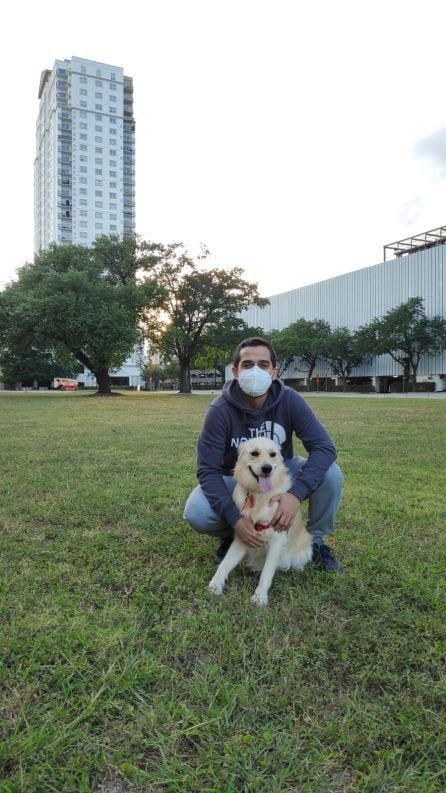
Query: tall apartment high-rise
34 56 135 253
34 56 142 388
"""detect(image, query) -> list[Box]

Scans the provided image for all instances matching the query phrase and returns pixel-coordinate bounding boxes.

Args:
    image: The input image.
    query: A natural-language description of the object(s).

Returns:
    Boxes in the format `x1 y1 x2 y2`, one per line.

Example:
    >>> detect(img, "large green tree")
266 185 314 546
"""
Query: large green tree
268 319 331 389
359 297 446 390
0 346 81 388
143 244 268 393
0 236 165 395
325 327 367 390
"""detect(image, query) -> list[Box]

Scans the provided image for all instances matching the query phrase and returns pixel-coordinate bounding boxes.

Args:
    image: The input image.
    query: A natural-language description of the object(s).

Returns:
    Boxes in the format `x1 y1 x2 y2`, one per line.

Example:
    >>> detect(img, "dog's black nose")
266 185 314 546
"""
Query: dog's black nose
261 464 272 475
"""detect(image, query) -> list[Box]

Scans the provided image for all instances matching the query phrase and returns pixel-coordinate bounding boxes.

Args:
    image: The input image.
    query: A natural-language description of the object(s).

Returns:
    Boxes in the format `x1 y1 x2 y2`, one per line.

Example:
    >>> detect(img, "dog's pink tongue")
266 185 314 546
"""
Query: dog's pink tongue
259 475 272 493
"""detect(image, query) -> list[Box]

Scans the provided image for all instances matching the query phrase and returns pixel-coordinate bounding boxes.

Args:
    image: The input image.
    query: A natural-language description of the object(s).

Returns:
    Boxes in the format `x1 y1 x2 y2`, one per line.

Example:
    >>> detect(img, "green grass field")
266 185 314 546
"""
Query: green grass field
1 391 445 793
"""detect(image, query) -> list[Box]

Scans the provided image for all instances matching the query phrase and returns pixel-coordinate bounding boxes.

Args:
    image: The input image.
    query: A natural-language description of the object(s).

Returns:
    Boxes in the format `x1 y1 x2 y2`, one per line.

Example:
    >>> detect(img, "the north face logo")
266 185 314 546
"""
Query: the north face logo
231 421 286 448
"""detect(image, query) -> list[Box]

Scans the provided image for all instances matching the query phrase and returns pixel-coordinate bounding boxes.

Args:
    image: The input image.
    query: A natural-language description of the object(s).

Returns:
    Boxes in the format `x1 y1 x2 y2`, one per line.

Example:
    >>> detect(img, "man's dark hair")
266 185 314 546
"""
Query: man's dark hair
233 337 277 368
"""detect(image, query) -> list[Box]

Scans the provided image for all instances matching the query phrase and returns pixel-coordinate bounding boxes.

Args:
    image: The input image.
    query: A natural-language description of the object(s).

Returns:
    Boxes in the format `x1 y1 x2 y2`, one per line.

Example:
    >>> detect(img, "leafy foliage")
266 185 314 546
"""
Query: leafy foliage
0 237 165 394
325 327 368 389
269 319 331 387
358 297 446 388
143 243 268 392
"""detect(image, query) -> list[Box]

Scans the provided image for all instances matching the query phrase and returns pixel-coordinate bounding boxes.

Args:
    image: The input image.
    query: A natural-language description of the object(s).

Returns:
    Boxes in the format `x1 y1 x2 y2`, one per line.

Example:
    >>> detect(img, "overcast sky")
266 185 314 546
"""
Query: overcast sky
1 0 446 297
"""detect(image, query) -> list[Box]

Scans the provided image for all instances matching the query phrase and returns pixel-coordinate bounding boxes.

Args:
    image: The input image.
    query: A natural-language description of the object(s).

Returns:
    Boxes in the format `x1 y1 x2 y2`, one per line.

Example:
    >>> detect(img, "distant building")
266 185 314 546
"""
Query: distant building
242 229 446 392
34 56 142 387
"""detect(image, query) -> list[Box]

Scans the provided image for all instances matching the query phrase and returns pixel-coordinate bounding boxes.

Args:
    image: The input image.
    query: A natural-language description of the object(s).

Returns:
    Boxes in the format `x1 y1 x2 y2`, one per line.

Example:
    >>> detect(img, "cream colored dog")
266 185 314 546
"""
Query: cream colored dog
208 437 312 606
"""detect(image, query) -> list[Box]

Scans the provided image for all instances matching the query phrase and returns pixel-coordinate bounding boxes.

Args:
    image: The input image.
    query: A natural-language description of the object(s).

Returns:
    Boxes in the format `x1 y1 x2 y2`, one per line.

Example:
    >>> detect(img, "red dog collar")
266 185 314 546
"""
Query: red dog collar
254 522 270 532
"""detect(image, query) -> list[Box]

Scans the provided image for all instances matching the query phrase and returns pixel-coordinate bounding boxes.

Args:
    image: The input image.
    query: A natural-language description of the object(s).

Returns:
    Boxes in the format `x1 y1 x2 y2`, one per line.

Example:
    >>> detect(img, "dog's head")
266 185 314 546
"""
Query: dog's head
234 437 286 494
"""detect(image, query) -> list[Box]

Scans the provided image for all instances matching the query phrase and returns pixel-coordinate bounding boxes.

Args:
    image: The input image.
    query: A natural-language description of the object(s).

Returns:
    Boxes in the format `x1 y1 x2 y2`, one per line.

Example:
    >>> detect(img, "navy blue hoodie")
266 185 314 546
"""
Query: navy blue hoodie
197 378 337 528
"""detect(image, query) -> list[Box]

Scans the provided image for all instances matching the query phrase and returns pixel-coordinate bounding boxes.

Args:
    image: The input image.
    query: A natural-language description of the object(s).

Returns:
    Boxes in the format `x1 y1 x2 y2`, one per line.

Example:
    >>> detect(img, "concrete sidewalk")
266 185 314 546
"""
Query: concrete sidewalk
187 389 446 399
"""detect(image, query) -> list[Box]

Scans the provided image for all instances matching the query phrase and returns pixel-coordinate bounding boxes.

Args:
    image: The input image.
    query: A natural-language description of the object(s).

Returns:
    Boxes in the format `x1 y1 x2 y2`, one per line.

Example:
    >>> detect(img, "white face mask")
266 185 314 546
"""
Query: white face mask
238 366 273 397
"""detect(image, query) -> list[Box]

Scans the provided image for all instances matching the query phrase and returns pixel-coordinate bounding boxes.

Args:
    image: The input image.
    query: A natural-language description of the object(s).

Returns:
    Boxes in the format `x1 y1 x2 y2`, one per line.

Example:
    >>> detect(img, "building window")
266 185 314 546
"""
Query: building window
80 122 87 129
95 169 103 176
95 79 102 87
80 188 87 195
109 192 117 199
96 69 101 77
110 149 117 156
80 177 87 184
95 179 102 186
110 213 117 220
109 202 117 210
95 104 102 111
80 221 87 228
81 65 87 74
80 76 87 84
95 190 103 197
95 114 102 121
110 82 117 91
109 95 117 102
110 181 117 188
80 210 87 217
95 126 102 132
95 211 103 218
95 158 102 165
95 136 102 143
80 199 87 205
80 111 87 118
80 89 87 96
95 201 103 208
109 118 117 125
109 171 117 178
80 133 87 140
110 225 117 231
80 166 87 173
80 144 87 151
80 101 87 108
80 232 88 238
109 107 117 114
95 147 102 154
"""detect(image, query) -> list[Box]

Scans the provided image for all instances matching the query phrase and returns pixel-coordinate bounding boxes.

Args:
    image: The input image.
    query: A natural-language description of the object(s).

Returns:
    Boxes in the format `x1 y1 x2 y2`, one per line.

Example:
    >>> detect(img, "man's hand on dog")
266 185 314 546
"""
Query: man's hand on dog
269 493 300 532
234 516 266 547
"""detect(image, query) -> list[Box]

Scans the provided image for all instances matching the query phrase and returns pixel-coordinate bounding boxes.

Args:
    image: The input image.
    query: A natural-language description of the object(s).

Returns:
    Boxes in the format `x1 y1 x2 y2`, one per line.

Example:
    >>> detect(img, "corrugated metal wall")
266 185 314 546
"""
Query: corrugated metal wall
242 245 446 378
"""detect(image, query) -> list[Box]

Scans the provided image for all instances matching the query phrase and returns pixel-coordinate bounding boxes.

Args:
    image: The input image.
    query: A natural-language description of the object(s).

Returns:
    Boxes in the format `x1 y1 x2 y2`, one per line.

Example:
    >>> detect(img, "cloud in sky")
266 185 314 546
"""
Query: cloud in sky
414 127 446 176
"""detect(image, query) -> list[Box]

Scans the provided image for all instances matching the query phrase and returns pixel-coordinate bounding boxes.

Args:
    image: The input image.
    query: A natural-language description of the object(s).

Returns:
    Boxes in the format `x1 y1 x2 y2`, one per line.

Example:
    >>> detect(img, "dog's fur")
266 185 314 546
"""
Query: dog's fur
208 437 312 606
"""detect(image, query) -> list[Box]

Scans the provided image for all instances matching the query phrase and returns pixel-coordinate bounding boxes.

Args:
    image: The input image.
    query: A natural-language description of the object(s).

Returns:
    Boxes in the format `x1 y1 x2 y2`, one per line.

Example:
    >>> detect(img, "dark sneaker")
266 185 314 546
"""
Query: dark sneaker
213 536 233 565
312 542 344 573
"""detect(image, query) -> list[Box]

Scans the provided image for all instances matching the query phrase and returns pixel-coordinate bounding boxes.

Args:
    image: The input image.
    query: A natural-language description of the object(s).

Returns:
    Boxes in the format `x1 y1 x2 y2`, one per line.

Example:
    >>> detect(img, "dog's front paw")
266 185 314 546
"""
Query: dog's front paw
208 580 224 596
251 590 268 607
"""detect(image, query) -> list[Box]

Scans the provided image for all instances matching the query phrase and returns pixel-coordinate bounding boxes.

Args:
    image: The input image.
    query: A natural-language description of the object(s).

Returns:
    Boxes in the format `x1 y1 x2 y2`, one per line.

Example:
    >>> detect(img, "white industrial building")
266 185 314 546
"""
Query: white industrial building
242 229 446 392
34 56 142 388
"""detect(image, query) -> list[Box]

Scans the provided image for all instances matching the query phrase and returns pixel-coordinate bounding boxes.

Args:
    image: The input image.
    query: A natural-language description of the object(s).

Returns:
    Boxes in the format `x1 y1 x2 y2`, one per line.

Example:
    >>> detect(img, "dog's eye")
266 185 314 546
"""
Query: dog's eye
251 451 260 457
269 452 276 458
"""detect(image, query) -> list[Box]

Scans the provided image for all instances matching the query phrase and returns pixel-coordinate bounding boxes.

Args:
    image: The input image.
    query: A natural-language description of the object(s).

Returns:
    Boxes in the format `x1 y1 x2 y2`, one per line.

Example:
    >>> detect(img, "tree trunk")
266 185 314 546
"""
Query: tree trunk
306 363 315 391
178 360 192 393
94 367 113 395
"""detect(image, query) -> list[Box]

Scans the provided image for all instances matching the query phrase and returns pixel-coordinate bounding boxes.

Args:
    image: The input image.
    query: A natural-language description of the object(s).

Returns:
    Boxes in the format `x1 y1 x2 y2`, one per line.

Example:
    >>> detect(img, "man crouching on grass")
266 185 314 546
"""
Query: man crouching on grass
184 337 344 572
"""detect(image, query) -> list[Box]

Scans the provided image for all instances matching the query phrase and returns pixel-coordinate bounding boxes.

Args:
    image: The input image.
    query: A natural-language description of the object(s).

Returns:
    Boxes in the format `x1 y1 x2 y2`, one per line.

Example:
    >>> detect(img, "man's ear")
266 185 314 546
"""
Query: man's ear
272 367 279 380
231 366 239 379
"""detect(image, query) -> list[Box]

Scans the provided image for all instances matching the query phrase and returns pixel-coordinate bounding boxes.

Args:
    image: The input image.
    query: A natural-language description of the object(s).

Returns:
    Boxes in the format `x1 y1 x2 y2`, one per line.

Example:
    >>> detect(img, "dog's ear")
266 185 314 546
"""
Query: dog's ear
237 440 249 457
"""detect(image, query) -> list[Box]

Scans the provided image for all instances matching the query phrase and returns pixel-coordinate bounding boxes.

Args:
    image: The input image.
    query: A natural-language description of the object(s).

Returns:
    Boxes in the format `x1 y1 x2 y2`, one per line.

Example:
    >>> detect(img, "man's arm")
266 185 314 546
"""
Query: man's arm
197 405 241 528
286 391 337 501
